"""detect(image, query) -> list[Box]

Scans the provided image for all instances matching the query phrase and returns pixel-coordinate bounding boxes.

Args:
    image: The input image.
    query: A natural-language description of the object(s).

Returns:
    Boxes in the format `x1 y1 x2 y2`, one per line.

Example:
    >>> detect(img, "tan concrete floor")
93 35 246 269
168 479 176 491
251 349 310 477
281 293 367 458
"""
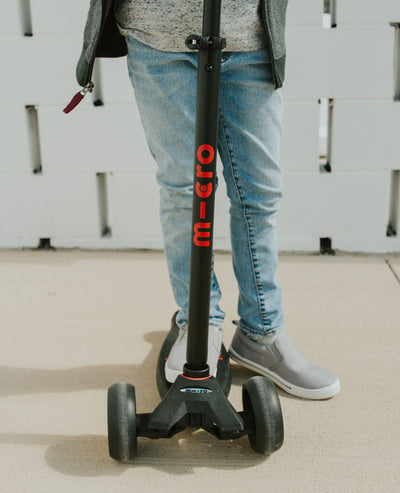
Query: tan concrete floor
0 249 399 492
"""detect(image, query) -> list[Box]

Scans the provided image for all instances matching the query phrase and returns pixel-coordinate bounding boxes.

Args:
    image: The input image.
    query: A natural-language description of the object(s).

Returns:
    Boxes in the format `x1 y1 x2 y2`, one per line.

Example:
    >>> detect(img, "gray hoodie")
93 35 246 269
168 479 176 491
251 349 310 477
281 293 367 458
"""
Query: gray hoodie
75 0 288 91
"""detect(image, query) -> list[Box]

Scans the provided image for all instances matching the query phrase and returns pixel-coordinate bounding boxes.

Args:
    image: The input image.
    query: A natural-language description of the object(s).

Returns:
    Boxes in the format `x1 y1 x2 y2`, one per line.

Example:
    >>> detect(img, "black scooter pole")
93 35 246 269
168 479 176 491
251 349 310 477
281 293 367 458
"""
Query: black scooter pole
184 0 226 378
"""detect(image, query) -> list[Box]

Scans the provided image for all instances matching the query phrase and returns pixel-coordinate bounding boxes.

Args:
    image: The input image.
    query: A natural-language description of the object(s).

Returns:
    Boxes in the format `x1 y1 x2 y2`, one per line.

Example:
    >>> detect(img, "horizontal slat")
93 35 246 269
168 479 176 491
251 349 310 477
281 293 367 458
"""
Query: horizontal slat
30 0 88 34
0 35 81 106
284 27 394 100
0 174 100 239
286 0 322 27
331 100 400 171
281 101 320 172
336 0 400 25
278 172 389 240
38 103 153 174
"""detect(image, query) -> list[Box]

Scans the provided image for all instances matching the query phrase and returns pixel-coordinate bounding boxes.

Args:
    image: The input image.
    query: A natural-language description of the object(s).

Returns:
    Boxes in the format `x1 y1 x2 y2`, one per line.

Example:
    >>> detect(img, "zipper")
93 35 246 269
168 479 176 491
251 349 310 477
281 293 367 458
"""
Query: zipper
63 0 109 114
63 82 94 114
260 0 277 89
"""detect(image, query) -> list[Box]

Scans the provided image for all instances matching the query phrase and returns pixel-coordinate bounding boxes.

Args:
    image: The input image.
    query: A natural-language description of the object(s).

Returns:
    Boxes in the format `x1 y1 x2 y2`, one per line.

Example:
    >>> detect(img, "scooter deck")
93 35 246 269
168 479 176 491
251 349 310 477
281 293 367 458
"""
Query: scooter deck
156 316 231 398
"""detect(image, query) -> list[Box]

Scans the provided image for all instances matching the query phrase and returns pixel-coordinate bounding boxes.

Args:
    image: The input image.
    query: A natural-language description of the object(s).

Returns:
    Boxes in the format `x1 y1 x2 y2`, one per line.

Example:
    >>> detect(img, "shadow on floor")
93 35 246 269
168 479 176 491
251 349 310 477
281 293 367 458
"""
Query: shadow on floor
0 330 279 476
0 331 164 398
0 329 302 402
0 428 267 476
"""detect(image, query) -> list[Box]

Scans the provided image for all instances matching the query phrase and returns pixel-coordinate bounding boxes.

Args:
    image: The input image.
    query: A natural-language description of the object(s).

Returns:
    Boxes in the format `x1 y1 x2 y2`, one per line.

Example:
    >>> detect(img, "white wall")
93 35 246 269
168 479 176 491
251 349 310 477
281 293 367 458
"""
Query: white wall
1 0 399 252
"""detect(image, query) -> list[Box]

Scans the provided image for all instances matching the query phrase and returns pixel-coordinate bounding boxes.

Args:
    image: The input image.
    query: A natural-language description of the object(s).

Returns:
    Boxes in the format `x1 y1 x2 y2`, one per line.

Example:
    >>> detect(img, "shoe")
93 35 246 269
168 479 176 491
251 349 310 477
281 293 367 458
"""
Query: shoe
229 327 340 400
165 318 223 383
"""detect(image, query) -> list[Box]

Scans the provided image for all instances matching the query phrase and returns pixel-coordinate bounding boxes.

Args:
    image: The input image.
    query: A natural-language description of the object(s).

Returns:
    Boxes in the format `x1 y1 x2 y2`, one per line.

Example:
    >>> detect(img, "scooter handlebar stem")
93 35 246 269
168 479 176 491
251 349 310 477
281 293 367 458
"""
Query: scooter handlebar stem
185 0 223 376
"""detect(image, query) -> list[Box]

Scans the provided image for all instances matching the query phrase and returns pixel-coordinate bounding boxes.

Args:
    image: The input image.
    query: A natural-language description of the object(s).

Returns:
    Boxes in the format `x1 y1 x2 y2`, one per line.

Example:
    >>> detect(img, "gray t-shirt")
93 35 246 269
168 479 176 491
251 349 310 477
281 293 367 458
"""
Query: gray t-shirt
114 0 266 52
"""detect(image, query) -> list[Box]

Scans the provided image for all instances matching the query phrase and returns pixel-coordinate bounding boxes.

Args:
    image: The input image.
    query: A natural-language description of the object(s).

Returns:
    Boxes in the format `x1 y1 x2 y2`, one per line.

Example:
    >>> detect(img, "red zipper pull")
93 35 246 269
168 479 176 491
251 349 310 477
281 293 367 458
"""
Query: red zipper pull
63 82 94 114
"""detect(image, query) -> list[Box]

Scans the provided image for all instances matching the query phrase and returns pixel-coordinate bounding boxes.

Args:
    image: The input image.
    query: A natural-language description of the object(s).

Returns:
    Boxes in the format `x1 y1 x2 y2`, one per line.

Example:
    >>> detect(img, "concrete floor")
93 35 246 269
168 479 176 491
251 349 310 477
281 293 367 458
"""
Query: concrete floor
0 249 399 492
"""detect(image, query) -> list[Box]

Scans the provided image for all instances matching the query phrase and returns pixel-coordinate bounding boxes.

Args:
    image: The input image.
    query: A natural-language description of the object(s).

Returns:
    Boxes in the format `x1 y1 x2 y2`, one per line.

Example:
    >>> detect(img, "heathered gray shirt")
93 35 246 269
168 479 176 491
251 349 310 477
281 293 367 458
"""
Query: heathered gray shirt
114 0 266 52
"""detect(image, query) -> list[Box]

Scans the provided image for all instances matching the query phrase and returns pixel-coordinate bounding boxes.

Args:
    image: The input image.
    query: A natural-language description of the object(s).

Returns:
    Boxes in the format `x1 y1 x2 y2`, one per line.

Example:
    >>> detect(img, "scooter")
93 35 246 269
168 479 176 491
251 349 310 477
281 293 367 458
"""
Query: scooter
107 0 284 460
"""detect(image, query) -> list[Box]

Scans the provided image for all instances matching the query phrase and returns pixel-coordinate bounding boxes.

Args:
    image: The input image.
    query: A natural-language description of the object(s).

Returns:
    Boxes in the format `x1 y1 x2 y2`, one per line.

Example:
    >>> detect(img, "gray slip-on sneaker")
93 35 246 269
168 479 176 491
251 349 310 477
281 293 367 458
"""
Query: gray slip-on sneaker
229 327 340 400
165 322 223 383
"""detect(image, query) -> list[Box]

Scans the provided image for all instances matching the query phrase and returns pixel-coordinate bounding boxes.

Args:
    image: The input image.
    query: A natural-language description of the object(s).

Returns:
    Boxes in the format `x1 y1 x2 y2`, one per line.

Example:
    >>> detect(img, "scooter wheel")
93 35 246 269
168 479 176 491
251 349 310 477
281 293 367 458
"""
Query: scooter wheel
107 382 137 461
242 376 284 455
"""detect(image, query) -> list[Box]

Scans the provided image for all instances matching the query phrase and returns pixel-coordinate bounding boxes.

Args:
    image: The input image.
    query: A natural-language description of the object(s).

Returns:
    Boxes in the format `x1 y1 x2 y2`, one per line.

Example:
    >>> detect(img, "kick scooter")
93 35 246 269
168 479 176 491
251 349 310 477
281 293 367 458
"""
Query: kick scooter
107 0 284 460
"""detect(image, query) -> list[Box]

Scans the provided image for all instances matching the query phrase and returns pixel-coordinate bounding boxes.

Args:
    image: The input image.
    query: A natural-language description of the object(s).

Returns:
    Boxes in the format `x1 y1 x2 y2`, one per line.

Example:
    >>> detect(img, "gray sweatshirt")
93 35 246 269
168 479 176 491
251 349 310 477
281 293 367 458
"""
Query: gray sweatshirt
114 0 266 52
75 0 289 92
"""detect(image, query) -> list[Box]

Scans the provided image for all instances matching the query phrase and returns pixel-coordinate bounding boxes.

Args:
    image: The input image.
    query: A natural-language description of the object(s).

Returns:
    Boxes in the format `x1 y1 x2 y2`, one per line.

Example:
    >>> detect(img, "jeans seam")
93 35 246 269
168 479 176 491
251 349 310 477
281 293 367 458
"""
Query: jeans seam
219 113 267 332
245 215 269 328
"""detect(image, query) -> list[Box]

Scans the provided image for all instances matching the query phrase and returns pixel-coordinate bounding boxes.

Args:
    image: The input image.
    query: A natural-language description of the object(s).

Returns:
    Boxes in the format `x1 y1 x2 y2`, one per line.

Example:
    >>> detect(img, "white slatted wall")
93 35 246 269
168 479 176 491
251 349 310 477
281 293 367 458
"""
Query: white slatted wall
0 1 399 252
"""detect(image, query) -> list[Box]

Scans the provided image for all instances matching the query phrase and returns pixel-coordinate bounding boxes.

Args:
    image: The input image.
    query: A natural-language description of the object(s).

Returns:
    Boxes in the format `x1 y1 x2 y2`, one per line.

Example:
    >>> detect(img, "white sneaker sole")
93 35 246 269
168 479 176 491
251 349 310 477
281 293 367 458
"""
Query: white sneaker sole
229 347 340 400
164 325 223 384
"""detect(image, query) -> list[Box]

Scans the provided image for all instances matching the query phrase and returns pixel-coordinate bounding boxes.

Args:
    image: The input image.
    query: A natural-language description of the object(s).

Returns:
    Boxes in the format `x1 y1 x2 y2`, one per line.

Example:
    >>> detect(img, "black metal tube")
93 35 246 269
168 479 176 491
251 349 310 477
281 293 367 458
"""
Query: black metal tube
185 0 223 376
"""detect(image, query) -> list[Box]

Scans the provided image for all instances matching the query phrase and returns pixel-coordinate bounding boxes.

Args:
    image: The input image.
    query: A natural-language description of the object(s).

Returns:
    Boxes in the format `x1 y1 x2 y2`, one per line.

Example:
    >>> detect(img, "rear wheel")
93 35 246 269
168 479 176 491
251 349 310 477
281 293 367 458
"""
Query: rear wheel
107 382 137 461
242 376 284 454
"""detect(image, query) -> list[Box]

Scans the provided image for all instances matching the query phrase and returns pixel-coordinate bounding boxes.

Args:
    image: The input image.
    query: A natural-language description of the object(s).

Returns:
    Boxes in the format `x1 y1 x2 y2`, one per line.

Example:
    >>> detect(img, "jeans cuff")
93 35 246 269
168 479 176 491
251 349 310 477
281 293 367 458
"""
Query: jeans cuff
237 319 286 339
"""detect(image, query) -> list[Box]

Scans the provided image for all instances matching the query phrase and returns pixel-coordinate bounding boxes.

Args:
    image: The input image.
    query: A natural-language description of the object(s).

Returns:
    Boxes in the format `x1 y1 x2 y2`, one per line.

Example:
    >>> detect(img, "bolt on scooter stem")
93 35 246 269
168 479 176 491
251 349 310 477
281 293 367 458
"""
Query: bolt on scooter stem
184 0 226 378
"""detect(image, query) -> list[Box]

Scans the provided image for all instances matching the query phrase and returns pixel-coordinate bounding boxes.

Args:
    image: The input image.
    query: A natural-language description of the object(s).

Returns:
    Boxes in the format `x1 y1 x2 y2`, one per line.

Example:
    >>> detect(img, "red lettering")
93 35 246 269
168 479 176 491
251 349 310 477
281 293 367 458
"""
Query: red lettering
196 182 212 198
200 201 206 219
196 164 213 178
193 222 211 247
197 144 214 165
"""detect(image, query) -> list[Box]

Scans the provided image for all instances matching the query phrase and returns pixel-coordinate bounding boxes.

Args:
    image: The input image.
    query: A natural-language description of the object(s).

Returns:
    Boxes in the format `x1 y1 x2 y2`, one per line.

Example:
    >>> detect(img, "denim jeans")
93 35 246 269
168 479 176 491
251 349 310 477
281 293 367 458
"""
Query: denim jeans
126 37 286 337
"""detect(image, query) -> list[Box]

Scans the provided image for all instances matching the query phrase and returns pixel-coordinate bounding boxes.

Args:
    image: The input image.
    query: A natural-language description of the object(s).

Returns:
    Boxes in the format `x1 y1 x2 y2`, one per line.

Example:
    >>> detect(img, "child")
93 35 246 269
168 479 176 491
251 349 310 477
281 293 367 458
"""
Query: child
71 0 340 399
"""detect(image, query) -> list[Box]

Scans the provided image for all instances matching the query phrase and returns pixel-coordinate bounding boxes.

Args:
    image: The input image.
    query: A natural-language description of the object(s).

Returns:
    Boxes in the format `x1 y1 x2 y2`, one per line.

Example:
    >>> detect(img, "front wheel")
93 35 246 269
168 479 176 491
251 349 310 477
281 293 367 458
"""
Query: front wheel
107 382 137 461
242 376 284 455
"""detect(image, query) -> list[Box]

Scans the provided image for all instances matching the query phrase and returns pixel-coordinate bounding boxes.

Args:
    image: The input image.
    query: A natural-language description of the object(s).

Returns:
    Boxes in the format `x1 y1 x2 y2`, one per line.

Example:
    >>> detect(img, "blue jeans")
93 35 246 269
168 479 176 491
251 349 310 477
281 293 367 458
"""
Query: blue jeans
126 37 286 337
